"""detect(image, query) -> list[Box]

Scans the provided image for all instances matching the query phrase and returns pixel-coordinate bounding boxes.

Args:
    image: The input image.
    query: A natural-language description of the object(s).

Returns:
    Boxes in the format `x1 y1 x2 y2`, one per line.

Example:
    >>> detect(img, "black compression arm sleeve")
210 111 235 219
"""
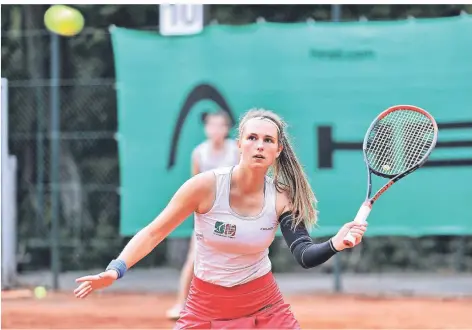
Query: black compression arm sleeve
279 211 339 269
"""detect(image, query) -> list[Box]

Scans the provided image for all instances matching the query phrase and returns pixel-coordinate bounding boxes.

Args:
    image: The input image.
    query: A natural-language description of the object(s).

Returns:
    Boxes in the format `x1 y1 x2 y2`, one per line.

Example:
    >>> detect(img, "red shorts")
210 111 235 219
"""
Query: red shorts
174 272 300 329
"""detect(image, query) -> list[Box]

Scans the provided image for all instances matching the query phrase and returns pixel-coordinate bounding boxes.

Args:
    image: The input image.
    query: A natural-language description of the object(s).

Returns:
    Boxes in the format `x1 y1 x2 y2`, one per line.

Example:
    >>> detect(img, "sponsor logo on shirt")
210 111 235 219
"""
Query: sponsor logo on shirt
195 232 204 241
214 221 236 238
260 222 278 231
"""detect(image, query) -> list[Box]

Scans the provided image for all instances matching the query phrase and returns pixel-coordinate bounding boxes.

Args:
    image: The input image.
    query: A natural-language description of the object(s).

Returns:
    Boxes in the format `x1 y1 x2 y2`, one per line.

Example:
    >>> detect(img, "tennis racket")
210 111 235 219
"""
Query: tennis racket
343 105 439 247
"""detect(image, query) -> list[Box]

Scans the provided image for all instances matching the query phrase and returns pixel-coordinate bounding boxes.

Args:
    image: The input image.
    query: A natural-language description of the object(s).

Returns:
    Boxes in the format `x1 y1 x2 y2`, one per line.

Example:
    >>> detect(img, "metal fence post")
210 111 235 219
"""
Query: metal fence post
331 5 342 22
331 3 343 293
49 32 61 290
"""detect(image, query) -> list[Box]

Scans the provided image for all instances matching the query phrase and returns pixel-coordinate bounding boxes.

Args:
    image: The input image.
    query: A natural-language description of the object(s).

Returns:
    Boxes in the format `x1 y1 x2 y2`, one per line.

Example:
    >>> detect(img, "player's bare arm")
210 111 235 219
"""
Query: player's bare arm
74 172 216 298
115 171 215 270
275 188 292 217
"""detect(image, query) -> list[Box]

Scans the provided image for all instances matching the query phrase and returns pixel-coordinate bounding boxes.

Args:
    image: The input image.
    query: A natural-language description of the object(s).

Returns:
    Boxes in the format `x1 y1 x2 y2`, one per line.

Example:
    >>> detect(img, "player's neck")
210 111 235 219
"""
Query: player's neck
231 165 266 195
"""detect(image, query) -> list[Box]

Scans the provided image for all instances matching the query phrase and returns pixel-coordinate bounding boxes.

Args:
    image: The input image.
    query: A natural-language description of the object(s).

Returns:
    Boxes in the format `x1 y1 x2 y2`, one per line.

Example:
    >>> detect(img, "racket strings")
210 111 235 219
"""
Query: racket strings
403 120 433 168
366 110 435 175
371 112 431 172
398 111 435 168
369 111 434 173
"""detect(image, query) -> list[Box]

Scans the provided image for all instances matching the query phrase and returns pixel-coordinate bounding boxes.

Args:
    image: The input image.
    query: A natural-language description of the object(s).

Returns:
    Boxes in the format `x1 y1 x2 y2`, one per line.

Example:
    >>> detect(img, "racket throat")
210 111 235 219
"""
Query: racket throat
371 180 395 204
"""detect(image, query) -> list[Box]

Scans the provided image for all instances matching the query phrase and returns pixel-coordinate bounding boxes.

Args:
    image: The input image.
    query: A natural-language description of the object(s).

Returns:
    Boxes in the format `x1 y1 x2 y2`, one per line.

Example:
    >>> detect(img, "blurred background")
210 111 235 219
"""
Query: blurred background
1 4 472 329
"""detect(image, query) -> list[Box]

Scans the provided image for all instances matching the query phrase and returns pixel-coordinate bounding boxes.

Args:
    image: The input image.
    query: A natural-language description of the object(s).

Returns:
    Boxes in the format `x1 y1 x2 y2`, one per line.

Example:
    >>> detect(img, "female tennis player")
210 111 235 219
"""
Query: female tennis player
74 109 367 329
166 110 240 320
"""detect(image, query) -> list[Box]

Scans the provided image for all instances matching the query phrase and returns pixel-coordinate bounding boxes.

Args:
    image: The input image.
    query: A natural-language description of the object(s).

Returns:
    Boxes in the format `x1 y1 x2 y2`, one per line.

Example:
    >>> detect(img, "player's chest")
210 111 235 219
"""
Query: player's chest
196 212 278 254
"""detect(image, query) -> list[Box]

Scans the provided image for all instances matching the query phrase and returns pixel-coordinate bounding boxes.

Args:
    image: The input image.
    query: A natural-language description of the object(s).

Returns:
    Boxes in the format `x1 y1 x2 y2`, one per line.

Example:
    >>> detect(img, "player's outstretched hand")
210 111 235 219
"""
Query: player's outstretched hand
74 270 118 299
331 221 368 251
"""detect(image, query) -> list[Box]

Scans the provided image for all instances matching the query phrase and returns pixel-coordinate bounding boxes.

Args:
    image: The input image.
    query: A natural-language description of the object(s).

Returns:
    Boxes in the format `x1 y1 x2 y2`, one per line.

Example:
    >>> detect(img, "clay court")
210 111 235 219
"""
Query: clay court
3 290 472 329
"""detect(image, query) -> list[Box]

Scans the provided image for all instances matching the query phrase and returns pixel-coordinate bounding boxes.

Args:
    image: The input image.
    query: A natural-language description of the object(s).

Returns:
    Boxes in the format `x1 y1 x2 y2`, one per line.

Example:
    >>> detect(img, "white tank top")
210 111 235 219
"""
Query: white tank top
194 166 279 287
193 139 239 172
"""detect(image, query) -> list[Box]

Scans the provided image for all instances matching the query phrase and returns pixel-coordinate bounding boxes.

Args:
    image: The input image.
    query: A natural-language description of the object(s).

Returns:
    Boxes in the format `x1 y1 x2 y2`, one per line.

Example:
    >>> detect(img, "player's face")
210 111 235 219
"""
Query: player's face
239 119 282 169
205 115 229 142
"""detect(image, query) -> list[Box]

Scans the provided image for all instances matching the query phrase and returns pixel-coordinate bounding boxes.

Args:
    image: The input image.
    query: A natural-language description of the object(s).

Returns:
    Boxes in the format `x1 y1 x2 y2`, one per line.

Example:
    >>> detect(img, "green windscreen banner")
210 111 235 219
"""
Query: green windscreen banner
111 16 472 238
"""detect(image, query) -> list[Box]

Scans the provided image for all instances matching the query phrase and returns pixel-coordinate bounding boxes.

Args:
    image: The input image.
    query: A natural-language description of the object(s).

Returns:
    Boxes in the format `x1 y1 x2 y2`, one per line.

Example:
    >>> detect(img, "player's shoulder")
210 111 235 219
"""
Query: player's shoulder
275 186 292 217
188 167 233 199
276 188 290 206
187 170 216 193
192 166 233 183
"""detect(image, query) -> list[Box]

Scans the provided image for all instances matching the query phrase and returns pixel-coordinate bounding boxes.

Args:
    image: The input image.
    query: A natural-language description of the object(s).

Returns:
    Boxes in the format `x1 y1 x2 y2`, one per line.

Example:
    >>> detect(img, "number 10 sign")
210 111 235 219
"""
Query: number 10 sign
159 4 204 36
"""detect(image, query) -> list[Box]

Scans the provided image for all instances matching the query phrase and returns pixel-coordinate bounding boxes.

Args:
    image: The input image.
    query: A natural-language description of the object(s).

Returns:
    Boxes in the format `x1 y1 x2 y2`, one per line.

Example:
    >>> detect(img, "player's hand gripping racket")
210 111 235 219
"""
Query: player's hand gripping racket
343 105 439 247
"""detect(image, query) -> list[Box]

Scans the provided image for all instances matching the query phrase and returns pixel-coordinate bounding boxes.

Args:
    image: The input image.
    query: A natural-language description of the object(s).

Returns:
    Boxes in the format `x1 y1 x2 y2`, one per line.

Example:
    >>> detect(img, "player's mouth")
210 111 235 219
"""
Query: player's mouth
253 154 265 159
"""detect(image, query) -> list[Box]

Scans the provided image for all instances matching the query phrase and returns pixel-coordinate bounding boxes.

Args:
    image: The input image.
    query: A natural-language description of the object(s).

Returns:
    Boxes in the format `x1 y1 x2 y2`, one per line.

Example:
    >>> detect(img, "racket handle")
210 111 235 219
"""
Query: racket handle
343 203 371 248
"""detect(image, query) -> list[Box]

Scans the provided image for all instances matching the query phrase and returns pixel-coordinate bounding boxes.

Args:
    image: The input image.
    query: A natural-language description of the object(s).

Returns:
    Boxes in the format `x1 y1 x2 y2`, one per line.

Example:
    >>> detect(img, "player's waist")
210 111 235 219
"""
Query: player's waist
185 271 284 320
194 254 271 286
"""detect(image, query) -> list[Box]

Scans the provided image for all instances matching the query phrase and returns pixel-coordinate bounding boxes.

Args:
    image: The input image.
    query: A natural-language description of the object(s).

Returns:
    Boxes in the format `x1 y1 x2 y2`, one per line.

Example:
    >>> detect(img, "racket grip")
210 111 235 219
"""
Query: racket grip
343 203 371 248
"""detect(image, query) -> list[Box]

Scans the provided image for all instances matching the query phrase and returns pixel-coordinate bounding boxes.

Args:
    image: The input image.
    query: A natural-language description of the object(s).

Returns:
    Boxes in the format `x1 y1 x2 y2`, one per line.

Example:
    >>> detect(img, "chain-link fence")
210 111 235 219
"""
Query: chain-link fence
8 80 124 271
2 28 172 275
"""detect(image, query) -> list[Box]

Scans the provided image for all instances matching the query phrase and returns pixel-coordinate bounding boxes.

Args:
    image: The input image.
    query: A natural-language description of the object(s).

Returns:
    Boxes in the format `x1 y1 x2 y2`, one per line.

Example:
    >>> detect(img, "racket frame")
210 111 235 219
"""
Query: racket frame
343 105 439 247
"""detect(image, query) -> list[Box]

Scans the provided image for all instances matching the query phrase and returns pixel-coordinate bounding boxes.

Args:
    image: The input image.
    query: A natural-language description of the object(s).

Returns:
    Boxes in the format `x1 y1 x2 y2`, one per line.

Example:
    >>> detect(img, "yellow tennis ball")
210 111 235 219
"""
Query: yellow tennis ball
44 5 84 37
382 164 391 171
34 286 47 299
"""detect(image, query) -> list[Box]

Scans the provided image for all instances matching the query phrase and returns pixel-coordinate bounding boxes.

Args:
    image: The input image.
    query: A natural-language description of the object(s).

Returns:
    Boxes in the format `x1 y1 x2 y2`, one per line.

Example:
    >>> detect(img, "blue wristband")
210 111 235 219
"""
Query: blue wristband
106 259 128 279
